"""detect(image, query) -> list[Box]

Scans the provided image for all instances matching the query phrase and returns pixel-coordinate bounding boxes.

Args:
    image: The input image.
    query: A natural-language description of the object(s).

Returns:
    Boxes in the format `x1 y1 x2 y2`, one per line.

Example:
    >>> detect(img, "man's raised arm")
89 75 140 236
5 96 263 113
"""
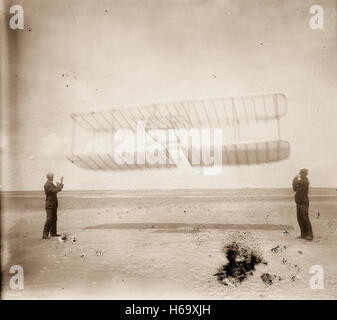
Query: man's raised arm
45 179 64 193
56 176 64 191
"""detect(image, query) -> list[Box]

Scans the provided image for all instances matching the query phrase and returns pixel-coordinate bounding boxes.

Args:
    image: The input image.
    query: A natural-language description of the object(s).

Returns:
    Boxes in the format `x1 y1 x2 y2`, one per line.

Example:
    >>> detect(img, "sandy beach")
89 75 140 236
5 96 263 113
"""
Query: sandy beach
1 189 336 299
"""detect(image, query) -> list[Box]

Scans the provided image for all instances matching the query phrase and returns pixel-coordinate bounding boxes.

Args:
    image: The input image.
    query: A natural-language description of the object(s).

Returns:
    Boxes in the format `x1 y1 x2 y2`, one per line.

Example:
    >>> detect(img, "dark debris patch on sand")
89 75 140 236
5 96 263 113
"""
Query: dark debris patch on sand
261 273 282 285
214 241 265 286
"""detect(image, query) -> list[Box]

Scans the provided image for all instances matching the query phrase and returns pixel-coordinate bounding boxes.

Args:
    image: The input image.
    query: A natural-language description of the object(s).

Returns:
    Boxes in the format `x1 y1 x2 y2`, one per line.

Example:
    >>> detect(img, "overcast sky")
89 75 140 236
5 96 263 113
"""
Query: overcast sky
1 0 336 190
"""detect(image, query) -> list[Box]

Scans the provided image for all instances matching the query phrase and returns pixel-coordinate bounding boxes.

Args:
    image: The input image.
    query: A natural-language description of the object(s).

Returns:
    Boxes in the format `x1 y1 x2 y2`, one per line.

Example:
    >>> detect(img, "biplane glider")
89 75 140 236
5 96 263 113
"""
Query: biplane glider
66 93 290 170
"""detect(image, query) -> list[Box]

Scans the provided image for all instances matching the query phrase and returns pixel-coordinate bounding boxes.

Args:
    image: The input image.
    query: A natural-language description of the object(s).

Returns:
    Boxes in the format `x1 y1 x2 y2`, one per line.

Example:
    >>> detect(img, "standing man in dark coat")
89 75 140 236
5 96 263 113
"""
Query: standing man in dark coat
43 172 64 239
292 168 313 241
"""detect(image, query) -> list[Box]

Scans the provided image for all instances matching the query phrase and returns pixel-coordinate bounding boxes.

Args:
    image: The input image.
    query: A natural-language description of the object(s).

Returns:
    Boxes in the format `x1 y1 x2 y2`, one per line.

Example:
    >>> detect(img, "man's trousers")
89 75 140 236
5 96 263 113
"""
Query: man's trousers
43 208 58 237
296 203 313 238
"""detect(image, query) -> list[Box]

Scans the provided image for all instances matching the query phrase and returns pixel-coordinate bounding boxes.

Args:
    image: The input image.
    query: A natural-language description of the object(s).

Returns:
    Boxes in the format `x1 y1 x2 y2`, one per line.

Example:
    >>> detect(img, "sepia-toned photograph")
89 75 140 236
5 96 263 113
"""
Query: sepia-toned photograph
1 0 336 300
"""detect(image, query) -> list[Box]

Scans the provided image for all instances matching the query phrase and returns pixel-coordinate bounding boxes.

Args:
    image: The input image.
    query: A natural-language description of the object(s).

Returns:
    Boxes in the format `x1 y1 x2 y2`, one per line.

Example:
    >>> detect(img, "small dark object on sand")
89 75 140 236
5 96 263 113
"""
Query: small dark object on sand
261 273 278 285
271 245 280 253
291 274 299 281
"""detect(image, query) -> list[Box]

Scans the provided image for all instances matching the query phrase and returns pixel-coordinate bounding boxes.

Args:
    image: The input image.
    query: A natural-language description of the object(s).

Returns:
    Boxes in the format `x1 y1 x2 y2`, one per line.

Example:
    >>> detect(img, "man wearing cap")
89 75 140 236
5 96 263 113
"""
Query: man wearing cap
292 168 313 241
43 172 64 239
